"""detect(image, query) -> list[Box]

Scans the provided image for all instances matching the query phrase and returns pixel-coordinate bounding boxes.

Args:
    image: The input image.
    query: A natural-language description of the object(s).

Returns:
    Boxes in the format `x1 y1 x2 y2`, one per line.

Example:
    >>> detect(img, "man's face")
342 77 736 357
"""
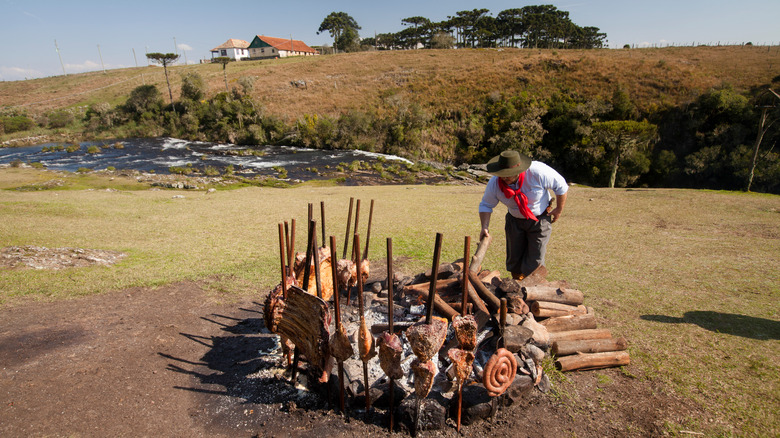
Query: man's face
500 174 520 185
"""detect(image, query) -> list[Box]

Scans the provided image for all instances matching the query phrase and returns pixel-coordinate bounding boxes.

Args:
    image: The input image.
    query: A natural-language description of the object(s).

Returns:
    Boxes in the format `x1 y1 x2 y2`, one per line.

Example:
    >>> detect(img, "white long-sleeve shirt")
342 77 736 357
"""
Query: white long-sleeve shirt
478 161 568 218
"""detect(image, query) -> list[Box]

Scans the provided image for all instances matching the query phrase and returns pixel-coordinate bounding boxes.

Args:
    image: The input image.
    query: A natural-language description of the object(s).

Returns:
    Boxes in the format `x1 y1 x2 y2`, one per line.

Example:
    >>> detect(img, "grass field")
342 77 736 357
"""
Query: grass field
1 168 778 436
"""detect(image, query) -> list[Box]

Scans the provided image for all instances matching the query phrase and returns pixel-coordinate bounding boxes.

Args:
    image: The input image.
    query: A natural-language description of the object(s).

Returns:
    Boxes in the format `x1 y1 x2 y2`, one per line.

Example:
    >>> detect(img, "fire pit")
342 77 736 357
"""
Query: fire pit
261 199 630 433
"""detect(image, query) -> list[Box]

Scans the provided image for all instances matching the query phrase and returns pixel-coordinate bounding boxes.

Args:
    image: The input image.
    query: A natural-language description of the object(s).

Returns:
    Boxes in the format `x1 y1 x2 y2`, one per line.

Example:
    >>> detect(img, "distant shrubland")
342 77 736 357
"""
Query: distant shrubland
1 46 779 193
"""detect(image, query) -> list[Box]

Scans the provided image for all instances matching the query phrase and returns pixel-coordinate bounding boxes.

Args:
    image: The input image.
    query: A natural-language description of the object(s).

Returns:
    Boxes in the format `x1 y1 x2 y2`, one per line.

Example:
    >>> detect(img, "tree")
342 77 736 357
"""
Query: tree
401 16 431 48
123 84 164 116
336 27 360 52
146 53 180 104
213 57 231 93
431 32 455 49
180 72 205 101
747 89 780 191
591 120 657 188
318 12 361 53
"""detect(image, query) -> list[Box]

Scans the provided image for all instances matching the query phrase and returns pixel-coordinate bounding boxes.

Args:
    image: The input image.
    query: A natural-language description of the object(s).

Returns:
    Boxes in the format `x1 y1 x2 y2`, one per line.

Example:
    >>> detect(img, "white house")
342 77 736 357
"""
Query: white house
247 35 318 59
210 39 250 61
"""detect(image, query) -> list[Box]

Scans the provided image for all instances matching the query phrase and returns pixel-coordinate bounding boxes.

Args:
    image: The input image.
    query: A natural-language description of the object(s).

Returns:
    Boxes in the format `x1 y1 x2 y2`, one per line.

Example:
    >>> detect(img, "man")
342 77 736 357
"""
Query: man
478 150 568 279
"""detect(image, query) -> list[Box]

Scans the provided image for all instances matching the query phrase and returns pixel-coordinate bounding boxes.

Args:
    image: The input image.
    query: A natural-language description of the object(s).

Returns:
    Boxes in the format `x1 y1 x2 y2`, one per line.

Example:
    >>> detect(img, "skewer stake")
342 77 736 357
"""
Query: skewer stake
386 237 395 432
426 232 443 324
354 233 371 416
363 199 374 260
320 201 326 248
462 236 471 317
386 238 394 332
329 236 346 414
343 198 354 259
278 223 287 298
313 231 322 299
351 199 361 261
500 298 508 345
288 219 296 273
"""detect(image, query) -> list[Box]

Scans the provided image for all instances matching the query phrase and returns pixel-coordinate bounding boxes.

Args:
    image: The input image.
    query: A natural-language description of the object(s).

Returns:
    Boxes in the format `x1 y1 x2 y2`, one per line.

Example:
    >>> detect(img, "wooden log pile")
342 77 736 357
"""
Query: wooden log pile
402 261 630 373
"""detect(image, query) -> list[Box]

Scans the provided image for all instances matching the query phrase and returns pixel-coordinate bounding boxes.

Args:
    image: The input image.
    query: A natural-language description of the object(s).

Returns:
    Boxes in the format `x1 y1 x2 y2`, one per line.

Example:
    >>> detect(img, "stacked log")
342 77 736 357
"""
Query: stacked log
521 285 630 372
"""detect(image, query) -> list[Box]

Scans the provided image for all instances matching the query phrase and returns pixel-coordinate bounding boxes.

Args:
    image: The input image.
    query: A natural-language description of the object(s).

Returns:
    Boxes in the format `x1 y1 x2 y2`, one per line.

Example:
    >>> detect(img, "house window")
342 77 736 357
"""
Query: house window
221 50 227 56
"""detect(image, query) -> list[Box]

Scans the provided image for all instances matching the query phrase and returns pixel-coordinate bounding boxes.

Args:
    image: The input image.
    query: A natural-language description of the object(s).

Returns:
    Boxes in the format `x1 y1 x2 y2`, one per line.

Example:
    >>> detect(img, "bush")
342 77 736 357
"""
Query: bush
87 146 101 154
47 110 75 129
0 115 35 134
180 72 205 101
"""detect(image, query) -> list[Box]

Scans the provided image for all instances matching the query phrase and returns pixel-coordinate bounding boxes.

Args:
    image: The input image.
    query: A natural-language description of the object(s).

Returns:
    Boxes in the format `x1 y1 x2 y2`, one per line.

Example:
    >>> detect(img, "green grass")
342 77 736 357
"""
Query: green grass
0 169 778 436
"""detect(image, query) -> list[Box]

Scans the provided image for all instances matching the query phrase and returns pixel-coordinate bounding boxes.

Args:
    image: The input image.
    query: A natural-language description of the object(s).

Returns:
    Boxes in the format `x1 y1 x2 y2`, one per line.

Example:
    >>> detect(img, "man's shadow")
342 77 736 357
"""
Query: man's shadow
641 311 780 340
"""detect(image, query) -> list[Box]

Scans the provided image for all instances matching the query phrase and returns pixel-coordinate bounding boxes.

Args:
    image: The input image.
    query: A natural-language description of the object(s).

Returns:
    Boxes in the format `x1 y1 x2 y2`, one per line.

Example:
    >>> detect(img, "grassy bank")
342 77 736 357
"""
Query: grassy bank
1 168 778 435
2 46 778 120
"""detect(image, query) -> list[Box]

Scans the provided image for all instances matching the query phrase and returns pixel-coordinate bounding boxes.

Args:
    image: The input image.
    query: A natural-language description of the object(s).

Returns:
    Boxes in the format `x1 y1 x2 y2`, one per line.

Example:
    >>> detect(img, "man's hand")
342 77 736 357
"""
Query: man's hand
479 212 492 240
549 192 567 223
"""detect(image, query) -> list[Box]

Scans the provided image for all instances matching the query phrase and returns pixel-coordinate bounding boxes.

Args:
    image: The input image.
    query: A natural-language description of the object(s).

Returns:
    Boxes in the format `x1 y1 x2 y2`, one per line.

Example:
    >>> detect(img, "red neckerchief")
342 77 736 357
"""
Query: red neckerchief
497 173 537 221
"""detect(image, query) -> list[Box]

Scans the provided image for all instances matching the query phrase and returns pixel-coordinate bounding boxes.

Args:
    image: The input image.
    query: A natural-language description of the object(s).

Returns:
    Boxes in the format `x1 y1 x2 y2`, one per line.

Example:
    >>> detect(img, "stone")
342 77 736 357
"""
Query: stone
452 383 494 425
505 313 523 326
537 371 551 393
502 325 534 353
505 292 529 314
497 278 523 296
371 281 383 294
372 380 410 408
353 387 384 408
522 315 550 348
520 343 546 364
398 394 447 433
505 374 534 405
423 263 459 280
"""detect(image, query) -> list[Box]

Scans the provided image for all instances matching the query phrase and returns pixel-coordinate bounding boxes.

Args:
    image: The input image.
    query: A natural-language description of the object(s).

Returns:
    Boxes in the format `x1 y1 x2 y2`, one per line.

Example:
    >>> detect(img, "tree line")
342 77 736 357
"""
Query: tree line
318 5 607 52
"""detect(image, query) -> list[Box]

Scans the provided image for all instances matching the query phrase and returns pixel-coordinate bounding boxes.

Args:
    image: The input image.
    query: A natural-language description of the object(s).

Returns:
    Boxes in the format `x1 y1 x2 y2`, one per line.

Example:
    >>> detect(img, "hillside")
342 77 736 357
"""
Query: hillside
2 46 778 120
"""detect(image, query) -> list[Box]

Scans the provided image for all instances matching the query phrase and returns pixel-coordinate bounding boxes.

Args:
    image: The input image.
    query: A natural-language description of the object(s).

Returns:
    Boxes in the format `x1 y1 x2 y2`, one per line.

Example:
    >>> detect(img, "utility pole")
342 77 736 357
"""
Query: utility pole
55 39 66 76
173 36 178 55
132 48 145 84
97 44 106 73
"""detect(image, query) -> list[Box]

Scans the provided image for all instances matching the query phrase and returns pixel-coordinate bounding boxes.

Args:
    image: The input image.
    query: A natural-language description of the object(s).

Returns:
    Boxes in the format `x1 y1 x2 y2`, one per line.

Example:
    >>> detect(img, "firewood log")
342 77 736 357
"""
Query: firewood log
402 278 460 295
523 285 584 306
414 288 459 321
552 337 628 356
555 351 630 372
548 328 612 343
539 314 597 332
467 270 501 312
531 301 587 318
468 235 491 274
478 269 502 285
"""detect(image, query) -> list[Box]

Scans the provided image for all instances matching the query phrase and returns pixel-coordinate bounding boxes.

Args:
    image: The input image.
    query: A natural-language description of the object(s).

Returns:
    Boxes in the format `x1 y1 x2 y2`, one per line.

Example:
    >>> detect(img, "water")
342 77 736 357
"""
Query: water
0 137 412 181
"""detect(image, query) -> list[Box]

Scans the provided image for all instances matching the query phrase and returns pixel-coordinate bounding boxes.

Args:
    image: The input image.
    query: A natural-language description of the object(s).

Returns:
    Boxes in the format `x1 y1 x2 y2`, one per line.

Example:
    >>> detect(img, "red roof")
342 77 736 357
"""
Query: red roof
252 35 317 53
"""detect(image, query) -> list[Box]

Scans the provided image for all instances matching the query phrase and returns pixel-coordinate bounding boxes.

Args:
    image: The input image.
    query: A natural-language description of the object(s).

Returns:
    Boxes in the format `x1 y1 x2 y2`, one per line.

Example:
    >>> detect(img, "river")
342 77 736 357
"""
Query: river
0 137 413 181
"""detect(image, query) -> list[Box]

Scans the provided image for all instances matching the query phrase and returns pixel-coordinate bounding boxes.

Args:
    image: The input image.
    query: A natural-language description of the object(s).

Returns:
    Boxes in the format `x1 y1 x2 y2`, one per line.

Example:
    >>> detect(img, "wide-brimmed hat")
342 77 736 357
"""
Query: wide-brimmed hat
485 150 531 177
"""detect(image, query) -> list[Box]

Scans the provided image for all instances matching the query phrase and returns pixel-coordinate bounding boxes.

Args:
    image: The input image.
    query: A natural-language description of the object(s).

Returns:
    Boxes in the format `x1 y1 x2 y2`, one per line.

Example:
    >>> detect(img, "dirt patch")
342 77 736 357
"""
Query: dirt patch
0 280 698 437
0 246 126 270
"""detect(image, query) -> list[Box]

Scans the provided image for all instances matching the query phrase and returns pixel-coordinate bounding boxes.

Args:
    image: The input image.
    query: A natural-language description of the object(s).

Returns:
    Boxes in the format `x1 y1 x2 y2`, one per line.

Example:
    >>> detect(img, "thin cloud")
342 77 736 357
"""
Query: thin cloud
177 44 193 51
0 66 44 81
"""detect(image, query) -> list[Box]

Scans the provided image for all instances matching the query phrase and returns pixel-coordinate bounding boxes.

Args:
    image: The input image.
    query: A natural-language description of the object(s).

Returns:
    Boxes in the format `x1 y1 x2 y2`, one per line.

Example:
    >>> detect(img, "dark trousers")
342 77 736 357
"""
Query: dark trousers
505 212 552 277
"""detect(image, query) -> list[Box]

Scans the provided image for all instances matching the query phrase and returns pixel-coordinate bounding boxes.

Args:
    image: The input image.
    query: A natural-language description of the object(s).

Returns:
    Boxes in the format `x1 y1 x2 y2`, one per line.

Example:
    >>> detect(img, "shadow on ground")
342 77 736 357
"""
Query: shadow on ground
641 311 780 340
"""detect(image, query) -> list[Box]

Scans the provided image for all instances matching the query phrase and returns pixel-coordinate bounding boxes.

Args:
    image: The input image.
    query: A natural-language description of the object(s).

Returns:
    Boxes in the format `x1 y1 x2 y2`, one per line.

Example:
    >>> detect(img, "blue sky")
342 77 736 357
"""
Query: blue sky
1 0 777 81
